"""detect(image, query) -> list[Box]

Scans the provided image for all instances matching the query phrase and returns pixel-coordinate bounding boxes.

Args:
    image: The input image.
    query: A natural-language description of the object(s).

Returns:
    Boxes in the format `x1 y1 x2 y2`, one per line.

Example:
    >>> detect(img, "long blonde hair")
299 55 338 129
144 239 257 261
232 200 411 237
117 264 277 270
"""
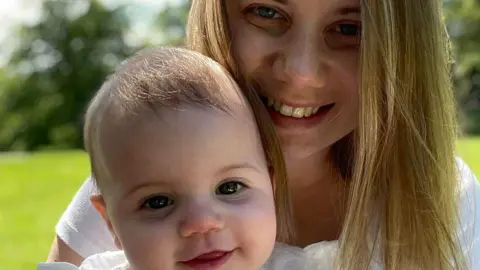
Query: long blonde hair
186 0 466 269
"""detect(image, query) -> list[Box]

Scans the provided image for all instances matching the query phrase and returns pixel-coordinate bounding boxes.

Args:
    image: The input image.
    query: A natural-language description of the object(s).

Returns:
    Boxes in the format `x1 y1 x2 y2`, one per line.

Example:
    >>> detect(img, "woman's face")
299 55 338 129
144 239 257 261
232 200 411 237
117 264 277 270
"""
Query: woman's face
227 0 360 159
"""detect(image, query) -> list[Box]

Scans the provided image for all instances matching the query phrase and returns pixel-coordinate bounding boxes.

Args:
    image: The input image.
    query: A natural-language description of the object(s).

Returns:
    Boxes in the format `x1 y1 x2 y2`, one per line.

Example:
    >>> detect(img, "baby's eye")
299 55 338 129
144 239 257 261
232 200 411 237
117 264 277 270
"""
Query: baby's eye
141 195 174 210
216 181 246 196
250 6 283 20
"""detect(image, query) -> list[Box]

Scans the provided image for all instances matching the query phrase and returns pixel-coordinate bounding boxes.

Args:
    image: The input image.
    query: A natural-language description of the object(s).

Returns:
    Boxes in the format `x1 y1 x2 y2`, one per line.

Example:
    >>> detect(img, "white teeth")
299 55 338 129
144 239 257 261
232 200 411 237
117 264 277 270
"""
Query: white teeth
292 107 305 118
280 104 293 116
265 97 325 118
304 107 313 117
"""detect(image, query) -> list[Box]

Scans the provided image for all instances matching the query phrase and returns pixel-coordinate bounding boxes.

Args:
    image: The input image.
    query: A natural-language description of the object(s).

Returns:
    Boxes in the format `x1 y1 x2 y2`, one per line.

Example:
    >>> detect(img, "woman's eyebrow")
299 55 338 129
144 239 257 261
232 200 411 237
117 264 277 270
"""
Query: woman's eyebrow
337 6 361 15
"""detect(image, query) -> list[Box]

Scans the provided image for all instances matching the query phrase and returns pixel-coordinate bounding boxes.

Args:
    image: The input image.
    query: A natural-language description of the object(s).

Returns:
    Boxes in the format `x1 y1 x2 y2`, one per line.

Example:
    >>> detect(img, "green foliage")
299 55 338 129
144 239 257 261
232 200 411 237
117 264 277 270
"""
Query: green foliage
0 0 193 151
444 0 480 134
153 0 190 46
0 1 134 151
445 0 480 75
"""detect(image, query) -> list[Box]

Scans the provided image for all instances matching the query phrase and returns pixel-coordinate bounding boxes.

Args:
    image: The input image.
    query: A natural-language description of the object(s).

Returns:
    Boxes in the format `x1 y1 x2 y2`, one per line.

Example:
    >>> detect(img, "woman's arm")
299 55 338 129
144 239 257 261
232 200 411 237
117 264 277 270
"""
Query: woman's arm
46 235 84 266
45 176 117 264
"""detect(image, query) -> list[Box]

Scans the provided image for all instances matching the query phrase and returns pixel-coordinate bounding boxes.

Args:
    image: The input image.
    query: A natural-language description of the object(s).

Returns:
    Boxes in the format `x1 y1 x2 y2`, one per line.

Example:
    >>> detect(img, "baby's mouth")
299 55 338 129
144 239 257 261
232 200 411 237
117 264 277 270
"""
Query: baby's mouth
181 250 233 270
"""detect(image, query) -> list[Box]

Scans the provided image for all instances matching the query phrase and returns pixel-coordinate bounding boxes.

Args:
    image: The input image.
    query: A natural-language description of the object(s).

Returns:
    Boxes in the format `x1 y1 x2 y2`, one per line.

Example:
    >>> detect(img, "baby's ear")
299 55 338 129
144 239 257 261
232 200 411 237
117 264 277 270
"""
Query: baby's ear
90 195 123 250
90 195 107 220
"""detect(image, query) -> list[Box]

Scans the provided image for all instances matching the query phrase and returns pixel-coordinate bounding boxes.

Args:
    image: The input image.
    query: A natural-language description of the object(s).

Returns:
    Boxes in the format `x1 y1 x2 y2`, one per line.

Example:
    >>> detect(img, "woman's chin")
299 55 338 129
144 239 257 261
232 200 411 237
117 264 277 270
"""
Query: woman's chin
277 134 332 161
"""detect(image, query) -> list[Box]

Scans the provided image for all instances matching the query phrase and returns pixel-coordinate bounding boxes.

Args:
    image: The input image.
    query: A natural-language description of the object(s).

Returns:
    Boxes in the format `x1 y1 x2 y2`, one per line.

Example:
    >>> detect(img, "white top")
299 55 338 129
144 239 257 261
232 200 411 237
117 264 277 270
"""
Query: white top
39 242 337 270
55 157 480 268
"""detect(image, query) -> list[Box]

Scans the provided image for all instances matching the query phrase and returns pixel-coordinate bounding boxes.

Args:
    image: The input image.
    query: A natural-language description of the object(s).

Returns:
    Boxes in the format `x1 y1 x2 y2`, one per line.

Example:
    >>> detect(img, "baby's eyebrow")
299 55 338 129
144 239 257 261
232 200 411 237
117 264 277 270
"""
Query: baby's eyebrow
217 162 262 175
124 182 170 199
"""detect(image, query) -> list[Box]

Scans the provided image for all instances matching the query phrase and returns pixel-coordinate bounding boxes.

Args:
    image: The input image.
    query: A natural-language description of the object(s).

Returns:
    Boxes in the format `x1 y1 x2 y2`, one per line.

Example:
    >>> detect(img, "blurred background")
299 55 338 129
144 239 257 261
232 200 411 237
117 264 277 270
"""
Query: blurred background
0 0 478 269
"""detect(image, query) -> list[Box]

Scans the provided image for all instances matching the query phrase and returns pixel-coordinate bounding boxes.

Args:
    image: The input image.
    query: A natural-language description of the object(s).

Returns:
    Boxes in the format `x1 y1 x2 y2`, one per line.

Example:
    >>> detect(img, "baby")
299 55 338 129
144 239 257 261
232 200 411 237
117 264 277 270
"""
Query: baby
39 47 333 270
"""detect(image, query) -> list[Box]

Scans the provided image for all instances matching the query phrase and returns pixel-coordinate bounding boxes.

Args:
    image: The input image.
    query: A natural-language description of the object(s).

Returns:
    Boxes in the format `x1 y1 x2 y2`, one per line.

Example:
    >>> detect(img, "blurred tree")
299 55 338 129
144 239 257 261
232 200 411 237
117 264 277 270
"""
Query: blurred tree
0 0 134 150
154 0 190 46
444 0 480 134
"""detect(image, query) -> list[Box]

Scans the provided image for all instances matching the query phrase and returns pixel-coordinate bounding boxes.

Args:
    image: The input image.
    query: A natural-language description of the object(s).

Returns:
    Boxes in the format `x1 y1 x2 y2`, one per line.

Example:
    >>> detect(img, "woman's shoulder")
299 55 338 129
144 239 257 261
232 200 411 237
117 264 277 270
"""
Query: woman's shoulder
456 157 478 190
455 156 479 221
455 157 480 268
55 175 117 258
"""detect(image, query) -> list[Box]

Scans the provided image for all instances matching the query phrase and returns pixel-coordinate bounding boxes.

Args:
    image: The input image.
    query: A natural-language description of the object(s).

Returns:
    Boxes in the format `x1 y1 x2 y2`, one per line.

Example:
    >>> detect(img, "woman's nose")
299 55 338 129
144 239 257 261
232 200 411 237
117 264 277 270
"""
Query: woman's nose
178 201 225 238
274 32 328 89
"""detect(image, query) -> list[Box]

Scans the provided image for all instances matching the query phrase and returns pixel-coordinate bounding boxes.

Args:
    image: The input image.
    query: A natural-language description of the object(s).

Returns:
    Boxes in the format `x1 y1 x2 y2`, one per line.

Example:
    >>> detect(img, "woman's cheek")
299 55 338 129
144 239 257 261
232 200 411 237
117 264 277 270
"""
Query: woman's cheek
231 25 279 74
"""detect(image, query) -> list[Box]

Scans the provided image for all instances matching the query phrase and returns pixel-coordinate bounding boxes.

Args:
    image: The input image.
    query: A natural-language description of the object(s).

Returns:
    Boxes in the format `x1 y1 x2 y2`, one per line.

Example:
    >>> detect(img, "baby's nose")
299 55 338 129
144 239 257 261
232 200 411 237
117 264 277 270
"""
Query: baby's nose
178 202 225 238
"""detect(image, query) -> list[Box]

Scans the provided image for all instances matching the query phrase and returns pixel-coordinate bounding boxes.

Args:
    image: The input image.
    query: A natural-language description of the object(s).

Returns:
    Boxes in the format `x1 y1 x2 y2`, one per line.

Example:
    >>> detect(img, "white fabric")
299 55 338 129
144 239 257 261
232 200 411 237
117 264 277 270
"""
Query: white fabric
38 243 334 270
56 158 480 268
56 177 117 257
38 251 131 270
456 157 480 269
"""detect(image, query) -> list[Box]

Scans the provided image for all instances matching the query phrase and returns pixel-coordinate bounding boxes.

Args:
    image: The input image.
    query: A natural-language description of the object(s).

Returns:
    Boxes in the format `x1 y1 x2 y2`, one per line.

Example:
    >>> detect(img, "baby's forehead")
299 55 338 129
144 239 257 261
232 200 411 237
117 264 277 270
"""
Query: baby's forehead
105 100 253 137
96 101 265 193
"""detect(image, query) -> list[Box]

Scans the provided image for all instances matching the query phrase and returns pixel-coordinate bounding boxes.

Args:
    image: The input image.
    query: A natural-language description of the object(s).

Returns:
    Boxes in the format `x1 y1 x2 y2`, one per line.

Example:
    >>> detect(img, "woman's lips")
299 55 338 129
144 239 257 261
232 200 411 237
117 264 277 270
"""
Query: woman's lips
267 103 335 130
181 250 233 270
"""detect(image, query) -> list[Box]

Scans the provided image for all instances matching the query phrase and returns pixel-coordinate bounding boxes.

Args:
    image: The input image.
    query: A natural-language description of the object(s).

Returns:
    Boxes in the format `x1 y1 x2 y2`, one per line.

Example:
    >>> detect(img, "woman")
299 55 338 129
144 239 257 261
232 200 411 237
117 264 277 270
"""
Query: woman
47 0 480 269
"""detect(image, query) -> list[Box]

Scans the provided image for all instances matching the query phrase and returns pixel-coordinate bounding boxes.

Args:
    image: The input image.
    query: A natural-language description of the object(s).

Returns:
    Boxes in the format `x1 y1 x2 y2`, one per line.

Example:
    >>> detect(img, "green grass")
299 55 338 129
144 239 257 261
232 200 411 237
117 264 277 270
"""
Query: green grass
0 139 479 270
457 137 480 177
0 150 89 270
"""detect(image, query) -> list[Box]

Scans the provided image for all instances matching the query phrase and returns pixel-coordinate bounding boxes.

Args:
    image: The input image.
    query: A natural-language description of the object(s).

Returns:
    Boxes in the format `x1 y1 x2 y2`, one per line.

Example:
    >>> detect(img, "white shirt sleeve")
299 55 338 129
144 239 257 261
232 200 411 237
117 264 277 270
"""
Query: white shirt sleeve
79 251 130 270
55 176 118 258
38 262 80 270
456 157 480 269
38 251 130 270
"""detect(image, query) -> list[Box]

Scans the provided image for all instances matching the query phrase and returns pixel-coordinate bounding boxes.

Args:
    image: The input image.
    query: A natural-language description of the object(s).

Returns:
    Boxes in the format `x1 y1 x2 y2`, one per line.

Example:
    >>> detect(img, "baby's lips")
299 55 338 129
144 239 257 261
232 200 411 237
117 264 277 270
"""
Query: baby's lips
180 249 234 270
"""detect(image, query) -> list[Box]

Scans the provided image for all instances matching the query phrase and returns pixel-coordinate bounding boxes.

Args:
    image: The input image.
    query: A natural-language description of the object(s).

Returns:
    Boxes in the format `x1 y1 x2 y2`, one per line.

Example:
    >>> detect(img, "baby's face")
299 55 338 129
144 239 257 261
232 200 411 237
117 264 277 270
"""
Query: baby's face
95 103 277 270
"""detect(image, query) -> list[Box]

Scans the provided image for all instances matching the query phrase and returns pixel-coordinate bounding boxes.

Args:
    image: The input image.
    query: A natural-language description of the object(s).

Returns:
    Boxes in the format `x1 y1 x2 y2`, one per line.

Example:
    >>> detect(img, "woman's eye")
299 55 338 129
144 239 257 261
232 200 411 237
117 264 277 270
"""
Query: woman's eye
216 181 246 195
243 5 289 35
335 23 361 36
325 22 361 49
251 6 283 19
142 195 174 210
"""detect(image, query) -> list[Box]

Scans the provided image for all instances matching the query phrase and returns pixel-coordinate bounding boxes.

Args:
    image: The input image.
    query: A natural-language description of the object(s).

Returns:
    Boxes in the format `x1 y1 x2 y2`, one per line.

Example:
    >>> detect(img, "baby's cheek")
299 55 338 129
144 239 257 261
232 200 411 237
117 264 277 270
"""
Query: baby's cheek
115 219 175 270
230 190 277 267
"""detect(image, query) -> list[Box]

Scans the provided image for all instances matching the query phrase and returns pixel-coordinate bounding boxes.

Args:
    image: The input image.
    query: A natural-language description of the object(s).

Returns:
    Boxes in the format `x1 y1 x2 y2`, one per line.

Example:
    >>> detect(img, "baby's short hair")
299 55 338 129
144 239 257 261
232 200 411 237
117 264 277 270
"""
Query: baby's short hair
84 46 293 243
